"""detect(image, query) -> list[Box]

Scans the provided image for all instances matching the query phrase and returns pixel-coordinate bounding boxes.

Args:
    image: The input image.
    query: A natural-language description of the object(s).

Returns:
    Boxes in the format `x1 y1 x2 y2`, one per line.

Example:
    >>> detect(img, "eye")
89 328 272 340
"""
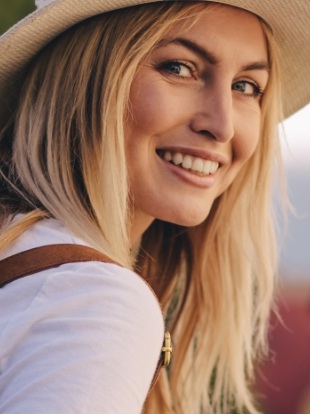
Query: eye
232 80 264 98
157 60 195 79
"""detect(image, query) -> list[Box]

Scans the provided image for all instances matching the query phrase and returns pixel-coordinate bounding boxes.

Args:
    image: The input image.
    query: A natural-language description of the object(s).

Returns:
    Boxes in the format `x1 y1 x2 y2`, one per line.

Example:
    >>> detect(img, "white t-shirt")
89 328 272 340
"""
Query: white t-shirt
0 218 164 413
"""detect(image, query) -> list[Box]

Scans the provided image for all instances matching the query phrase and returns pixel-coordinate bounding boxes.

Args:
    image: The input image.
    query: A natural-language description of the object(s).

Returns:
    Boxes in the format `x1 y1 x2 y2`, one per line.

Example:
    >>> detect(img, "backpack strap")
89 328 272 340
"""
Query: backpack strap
0 244 117 288
0 243 172 391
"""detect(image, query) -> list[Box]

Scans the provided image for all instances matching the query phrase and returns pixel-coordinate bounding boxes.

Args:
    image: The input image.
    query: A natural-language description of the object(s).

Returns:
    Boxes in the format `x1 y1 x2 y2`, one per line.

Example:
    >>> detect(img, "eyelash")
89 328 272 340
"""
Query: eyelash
156 60 265 98
156 60 196 79
232 80 264 98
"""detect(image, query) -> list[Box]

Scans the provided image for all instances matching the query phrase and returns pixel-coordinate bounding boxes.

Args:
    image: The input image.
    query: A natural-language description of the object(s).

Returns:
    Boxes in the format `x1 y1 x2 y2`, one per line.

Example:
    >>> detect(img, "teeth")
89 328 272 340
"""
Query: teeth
172 152 183 165
182 155 192 169
203 160 212 175
164 151 172 162
210 162 218 174
191 158 204 173
161 150 219 176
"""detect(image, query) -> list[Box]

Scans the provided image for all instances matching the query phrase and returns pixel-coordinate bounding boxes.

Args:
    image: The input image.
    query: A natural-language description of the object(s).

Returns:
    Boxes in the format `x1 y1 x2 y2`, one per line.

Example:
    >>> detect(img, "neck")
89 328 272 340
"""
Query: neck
129 209 155 247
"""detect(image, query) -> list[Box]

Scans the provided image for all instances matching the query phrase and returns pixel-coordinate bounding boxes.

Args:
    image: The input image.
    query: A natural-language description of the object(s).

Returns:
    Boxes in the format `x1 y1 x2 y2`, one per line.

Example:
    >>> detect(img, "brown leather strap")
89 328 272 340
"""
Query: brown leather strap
0 243 169 391
0 244 118 288
149 331 172 392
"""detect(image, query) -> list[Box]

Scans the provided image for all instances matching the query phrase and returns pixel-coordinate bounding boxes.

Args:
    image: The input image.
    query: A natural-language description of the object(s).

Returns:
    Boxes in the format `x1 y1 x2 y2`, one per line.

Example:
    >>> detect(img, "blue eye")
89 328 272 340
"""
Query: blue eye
158 60 194 79
232 80 263 98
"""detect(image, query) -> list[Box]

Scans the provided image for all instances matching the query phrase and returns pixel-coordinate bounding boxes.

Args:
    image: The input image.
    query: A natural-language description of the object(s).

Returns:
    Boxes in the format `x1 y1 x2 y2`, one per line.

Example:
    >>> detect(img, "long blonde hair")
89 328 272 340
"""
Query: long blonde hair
0 2 283 413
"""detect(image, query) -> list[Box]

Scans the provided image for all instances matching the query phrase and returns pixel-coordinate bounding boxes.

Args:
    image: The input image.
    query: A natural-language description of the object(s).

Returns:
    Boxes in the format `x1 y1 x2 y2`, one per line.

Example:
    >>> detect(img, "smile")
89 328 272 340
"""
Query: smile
158 150 220 177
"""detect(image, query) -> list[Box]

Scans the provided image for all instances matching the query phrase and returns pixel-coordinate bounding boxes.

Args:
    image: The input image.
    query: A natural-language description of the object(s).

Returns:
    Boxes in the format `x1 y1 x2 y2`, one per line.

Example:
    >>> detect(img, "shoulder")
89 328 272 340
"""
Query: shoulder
0 217 164 335
0 262 164 413
0 219 164 413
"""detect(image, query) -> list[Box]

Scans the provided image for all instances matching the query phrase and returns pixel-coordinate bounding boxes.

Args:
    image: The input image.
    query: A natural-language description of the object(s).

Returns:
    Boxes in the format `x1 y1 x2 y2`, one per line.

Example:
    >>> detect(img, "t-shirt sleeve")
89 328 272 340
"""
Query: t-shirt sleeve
0 262 164 414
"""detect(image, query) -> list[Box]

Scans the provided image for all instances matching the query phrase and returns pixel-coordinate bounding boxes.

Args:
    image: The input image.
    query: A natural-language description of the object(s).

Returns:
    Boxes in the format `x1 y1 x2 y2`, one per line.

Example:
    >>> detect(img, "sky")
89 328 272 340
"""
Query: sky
279 104 310 281
281 104 310 168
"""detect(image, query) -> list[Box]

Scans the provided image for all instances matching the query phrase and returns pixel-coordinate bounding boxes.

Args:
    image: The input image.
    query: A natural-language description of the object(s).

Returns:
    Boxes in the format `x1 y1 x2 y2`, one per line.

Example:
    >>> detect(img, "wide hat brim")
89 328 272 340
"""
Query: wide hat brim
0 0 309 128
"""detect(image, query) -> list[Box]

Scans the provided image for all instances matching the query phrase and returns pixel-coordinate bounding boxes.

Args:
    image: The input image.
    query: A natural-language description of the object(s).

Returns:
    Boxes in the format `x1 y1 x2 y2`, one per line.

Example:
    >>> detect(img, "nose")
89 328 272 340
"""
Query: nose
190 83 234 142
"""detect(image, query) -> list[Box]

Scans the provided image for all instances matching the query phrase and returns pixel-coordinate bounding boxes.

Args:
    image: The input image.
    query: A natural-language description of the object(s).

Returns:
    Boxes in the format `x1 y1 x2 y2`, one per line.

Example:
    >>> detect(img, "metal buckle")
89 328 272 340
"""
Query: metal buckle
161 331 173 367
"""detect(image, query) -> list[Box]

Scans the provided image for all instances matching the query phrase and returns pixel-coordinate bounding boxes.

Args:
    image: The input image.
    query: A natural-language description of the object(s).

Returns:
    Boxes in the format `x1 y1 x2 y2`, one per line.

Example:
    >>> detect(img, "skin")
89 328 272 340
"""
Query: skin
126 5 269 243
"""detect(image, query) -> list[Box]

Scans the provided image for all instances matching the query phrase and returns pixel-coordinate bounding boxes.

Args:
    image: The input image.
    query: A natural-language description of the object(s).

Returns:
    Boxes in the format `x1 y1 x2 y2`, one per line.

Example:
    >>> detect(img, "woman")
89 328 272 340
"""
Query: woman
0 0 309 413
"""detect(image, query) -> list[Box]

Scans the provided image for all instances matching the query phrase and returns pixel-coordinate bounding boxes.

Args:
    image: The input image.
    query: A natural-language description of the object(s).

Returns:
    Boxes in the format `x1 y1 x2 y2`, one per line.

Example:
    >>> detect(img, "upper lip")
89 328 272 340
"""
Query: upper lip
156 146 229 166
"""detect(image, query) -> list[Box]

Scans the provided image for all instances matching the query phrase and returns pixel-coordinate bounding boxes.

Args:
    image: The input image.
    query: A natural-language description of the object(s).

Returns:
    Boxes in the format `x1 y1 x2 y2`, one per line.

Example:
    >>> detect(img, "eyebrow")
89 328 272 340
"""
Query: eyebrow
157 37 270 72
240 61 270 72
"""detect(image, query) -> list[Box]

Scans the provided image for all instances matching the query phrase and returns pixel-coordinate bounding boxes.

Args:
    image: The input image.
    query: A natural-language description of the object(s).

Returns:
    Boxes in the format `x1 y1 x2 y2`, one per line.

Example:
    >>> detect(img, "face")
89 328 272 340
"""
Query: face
126 5 269 240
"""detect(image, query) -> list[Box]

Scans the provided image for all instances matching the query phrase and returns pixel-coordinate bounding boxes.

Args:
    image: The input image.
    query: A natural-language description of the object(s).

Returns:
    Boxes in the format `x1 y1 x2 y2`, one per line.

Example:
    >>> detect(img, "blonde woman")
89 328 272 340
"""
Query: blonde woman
0 1 309 413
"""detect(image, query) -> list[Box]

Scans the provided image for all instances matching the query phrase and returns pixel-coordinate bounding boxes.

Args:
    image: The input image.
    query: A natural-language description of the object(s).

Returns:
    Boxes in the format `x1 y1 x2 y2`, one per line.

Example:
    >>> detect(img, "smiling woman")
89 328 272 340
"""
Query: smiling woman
0 1 309 414
126 6 269 231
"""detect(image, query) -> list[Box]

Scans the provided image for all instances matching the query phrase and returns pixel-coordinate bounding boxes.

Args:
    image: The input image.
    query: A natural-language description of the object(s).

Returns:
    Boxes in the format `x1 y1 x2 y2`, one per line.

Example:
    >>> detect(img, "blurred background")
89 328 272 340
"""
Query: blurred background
255 106 310 414
1 1 309 413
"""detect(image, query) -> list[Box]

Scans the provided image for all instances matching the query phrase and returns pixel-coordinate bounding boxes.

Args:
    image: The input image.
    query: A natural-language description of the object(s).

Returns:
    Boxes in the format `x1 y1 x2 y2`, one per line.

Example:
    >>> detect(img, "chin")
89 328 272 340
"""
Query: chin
161 205 213 228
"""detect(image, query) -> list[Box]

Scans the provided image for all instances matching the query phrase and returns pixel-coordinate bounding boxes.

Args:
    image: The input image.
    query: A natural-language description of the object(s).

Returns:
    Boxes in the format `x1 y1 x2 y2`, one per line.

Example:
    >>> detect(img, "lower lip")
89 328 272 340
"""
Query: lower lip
158 156 217 189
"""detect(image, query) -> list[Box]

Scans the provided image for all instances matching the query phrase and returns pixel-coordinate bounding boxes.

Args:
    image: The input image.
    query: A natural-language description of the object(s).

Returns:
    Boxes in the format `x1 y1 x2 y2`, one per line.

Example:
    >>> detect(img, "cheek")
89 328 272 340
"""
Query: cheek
128 74 167 135
129 84 158 133
238 132 260 160
128 73 189 138
234 111 261 162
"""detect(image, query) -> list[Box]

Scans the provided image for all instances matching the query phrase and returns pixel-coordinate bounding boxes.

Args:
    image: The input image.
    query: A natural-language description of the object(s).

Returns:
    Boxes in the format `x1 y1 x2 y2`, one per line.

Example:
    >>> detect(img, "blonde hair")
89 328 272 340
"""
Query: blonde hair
0 2 283 413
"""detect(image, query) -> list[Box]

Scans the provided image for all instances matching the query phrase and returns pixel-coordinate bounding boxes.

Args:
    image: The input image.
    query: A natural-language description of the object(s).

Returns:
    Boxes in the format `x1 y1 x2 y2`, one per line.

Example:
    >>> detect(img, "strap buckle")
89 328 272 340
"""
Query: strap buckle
161 331 173 367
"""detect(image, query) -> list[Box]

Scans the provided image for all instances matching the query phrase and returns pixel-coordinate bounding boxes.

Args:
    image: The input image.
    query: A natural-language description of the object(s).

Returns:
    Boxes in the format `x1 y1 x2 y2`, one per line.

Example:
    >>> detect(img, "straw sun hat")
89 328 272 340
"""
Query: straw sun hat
0 0 309 127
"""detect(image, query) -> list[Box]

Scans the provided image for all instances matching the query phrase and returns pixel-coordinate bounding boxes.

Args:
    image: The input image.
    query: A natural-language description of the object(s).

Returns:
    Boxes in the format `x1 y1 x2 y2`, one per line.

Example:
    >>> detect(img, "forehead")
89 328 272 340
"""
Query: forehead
162 4 268 62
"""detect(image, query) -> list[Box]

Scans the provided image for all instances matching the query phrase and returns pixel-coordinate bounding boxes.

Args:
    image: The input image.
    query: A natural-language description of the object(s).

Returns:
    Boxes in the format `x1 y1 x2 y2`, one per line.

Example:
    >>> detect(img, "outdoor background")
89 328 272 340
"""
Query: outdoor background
1 1 310 413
